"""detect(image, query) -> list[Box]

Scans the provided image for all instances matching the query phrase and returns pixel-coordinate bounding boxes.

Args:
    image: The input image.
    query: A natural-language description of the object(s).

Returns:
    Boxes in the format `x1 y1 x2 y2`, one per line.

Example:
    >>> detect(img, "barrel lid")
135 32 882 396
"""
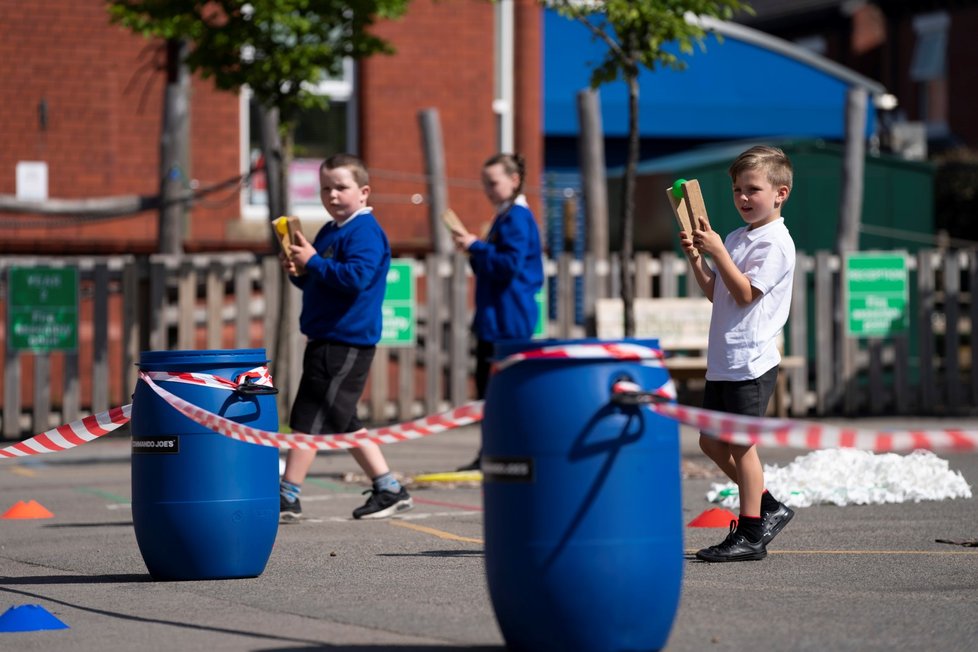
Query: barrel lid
138 348 269 369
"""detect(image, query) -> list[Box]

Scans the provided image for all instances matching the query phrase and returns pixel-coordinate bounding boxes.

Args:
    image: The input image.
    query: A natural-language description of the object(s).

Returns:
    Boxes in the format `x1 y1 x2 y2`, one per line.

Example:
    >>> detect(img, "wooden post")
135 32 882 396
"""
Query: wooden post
917 250 936 413
815 252 834 415
92 262 110 414
424 255 444 415
943 252 962 412
159 39 190 256
578 89 609 334
419 108 452 255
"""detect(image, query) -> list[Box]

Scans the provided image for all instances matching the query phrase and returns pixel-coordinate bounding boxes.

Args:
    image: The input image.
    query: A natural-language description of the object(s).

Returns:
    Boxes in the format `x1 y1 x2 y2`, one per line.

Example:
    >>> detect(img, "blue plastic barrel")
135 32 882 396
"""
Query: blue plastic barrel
130 349 279 581
482 338 683 652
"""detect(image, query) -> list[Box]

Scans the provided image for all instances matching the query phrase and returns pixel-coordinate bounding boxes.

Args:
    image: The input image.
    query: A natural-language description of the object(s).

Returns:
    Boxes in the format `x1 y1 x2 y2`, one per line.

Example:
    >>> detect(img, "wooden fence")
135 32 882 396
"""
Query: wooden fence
1 249 975 440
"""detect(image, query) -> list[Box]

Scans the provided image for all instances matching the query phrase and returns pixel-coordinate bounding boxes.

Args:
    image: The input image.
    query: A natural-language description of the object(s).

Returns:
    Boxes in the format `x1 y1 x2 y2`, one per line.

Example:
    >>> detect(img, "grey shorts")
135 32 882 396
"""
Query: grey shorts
289 340 375 435
702 365 779 418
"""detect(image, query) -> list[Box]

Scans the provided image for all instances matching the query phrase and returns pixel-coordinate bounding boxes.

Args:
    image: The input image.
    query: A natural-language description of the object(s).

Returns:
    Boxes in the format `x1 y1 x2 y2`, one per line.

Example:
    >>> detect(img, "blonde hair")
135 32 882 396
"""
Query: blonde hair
321 153 369 187
729 146 793 193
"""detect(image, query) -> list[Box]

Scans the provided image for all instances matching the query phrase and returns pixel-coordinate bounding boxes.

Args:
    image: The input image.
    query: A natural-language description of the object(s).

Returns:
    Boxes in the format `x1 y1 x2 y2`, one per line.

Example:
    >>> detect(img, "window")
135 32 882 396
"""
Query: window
241 59 356 220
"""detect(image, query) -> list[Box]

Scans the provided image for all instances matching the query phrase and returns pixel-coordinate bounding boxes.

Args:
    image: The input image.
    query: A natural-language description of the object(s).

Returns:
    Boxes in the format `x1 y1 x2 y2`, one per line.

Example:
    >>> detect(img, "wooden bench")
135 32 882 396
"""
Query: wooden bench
596 297 804 417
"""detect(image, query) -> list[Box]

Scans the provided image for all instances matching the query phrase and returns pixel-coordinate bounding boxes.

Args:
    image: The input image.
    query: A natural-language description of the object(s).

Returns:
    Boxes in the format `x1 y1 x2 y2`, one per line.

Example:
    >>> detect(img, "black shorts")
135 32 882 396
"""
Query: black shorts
289 340 375 435
702 365 779 418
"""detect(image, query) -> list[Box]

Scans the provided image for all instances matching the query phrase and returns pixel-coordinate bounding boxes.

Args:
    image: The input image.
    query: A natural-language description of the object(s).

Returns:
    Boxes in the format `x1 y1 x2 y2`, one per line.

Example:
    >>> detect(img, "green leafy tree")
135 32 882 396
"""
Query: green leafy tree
108 0 410 407
547 0 751 336
108 0 410 229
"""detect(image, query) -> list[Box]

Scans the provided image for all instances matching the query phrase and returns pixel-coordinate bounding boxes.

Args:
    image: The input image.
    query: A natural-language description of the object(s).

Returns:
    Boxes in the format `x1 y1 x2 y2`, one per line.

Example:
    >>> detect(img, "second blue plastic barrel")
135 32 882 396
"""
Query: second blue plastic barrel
482 338 683 652
130 349 279 581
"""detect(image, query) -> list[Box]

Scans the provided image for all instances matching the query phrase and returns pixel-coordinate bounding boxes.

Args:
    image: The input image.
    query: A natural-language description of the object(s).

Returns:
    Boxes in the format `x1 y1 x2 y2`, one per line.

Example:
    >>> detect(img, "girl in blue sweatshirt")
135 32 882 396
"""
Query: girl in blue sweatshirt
450 152 544 470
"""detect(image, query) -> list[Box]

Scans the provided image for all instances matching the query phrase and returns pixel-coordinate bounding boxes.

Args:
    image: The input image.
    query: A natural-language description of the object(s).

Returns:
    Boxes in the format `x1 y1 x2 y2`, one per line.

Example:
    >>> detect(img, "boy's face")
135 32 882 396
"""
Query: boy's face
731 169 788 230
481 163 520 206
320 165 369 222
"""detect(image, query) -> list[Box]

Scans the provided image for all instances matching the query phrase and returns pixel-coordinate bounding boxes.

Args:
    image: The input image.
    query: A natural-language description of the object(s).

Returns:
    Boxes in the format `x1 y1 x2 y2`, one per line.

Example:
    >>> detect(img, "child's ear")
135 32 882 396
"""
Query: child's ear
777 185 790 205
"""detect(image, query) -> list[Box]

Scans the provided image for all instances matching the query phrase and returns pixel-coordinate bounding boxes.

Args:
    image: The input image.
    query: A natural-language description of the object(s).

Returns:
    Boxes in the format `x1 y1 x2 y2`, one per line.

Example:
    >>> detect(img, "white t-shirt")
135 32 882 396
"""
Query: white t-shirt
706 217 796 382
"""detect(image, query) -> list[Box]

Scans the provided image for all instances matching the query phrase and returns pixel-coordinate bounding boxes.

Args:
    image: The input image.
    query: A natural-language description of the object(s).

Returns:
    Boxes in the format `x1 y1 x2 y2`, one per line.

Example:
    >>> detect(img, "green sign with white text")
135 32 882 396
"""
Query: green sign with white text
845 253 908 338
380 259 416 346
8 266 79 352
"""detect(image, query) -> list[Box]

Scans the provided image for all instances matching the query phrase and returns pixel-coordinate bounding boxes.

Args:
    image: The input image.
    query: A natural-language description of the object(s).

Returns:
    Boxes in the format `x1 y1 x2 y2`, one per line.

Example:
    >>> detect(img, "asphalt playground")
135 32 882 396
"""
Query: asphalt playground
1 415 977 651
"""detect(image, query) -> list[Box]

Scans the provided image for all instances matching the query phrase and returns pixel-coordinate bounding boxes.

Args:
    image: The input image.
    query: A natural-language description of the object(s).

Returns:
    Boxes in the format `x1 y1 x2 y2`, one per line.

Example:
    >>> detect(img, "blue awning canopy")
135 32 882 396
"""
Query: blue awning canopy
544 11 886 140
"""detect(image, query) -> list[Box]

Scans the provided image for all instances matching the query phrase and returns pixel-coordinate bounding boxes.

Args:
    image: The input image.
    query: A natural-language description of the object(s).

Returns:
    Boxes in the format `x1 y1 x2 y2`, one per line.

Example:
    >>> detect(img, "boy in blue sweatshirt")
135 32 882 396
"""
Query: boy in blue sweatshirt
278 153 412 521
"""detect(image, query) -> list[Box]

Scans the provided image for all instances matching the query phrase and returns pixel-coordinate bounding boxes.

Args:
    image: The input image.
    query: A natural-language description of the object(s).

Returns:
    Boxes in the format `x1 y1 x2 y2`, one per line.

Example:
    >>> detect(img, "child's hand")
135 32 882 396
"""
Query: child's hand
679 229 697 257
452 229 477 252
289 231 317 267
691 215 722 256
279 251 301 276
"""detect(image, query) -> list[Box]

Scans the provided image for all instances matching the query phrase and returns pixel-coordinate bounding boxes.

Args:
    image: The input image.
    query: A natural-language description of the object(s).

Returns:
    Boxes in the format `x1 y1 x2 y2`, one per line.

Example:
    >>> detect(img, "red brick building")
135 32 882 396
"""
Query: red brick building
0 0 542 255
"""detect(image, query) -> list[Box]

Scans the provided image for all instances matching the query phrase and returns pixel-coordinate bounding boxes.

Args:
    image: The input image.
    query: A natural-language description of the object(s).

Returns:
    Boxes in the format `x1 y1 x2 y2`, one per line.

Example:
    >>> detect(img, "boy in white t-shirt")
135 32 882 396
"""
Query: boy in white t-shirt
679 145 797 562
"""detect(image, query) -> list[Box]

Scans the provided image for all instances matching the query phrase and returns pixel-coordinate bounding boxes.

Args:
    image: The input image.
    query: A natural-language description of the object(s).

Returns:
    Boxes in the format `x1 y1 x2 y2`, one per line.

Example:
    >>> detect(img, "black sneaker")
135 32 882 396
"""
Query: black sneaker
280 494 302 522
352 487 414 520
761 503 795 545
696 521 767 562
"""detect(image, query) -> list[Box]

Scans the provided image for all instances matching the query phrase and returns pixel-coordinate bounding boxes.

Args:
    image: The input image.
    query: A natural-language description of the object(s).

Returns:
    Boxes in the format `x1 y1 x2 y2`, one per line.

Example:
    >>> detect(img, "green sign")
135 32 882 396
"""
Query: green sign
533 286 547 339
380 259 416 346
8 266 79 352
845 252 908 338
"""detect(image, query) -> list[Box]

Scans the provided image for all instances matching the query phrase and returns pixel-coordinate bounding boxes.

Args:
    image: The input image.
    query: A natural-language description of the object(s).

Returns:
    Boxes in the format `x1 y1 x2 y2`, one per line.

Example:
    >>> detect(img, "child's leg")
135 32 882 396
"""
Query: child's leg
729 443 763 518
282 449 317 485
699 379 740 481
698 436 738 482
349 441 389 478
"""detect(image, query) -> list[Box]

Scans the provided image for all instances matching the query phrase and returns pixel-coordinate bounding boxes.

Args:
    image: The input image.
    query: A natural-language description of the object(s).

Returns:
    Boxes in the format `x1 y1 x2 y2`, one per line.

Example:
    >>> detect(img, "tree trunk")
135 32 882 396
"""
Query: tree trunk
158 39 190 255
620 69 640 337
259 105 296 417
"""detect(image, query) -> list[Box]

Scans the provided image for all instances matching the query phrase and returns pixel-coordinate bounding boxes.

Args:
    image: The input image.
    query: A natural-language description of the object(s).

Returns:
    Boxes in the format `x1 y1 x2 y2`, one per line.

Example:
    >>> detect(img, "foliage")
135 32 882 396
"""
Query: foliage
107 0 410 127
545 0 752 335
546 1 751 87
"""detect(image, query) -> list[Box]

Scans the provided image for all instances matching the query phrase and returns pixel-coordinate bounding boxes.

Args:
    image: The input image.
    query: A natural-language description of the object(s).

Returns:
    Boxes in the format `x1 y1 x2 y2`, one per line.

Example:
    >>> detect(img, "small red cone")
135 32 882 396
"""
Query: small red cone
2 500 54 519
688 507 738 528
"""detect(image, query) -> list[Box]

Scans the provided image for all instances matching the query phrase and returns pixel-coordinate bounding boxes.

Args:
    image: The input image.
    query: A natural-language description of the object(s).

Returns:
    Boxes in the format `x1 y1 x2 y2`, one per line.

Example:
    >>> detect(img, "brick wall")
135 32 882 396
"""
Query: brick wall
0 0 241 254
0 0 543 255
361 0 544 251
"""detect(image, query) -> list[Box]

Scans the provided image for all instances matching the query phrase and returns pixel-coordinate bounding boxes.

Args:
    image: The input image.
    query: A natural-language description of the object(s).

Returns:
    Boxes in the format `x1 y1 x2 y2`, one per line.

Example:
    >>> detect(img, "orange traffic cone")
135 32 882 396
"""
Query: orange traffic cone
2 500 54 519
688 507 737 528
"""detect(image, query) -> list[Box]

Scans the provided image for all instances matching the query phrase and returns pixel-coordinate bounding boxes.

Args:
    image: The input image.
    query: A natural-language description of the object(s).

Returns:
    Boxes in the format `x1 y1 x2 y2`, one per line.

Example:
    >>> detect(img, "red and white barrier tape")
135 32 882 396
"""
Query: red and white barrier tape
0 405 132 459
493 341 665 373
4 343 978 458
652 402 978 452
138 369 483 451
609 379 978 453
0 367 270 459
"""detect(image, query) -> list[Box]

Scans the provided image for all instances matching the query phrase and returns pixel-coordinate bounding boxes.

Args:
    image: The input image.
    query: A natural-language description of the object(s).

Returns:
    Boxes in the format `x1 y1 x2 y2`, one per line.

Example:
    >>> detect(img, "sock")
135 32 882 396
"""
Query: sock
373 472 402 494
737 514 763 543
761 490 780 513
280 479 301 504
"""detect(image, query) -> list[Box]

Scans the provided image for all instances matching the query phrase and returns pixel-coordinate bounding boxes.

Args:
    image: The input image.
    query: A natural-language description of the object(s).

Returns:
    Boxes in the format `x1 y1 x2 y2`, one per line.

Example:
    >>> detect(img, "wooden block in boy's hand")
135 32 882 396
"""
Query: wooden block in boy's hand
680 179 709 232
665 179 706 258
272 215 303 258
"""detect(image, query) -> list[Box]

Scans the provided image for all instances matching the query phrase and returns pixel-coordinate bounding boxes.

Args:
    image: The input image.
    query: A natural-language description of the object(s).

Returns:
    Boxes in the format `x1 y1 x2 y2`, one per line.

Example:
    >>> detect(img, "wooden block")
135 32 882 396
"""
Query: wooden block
665 186 694 234
681 179 709 231
665 178 709 259
441 208 465 233
272 215 303 258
